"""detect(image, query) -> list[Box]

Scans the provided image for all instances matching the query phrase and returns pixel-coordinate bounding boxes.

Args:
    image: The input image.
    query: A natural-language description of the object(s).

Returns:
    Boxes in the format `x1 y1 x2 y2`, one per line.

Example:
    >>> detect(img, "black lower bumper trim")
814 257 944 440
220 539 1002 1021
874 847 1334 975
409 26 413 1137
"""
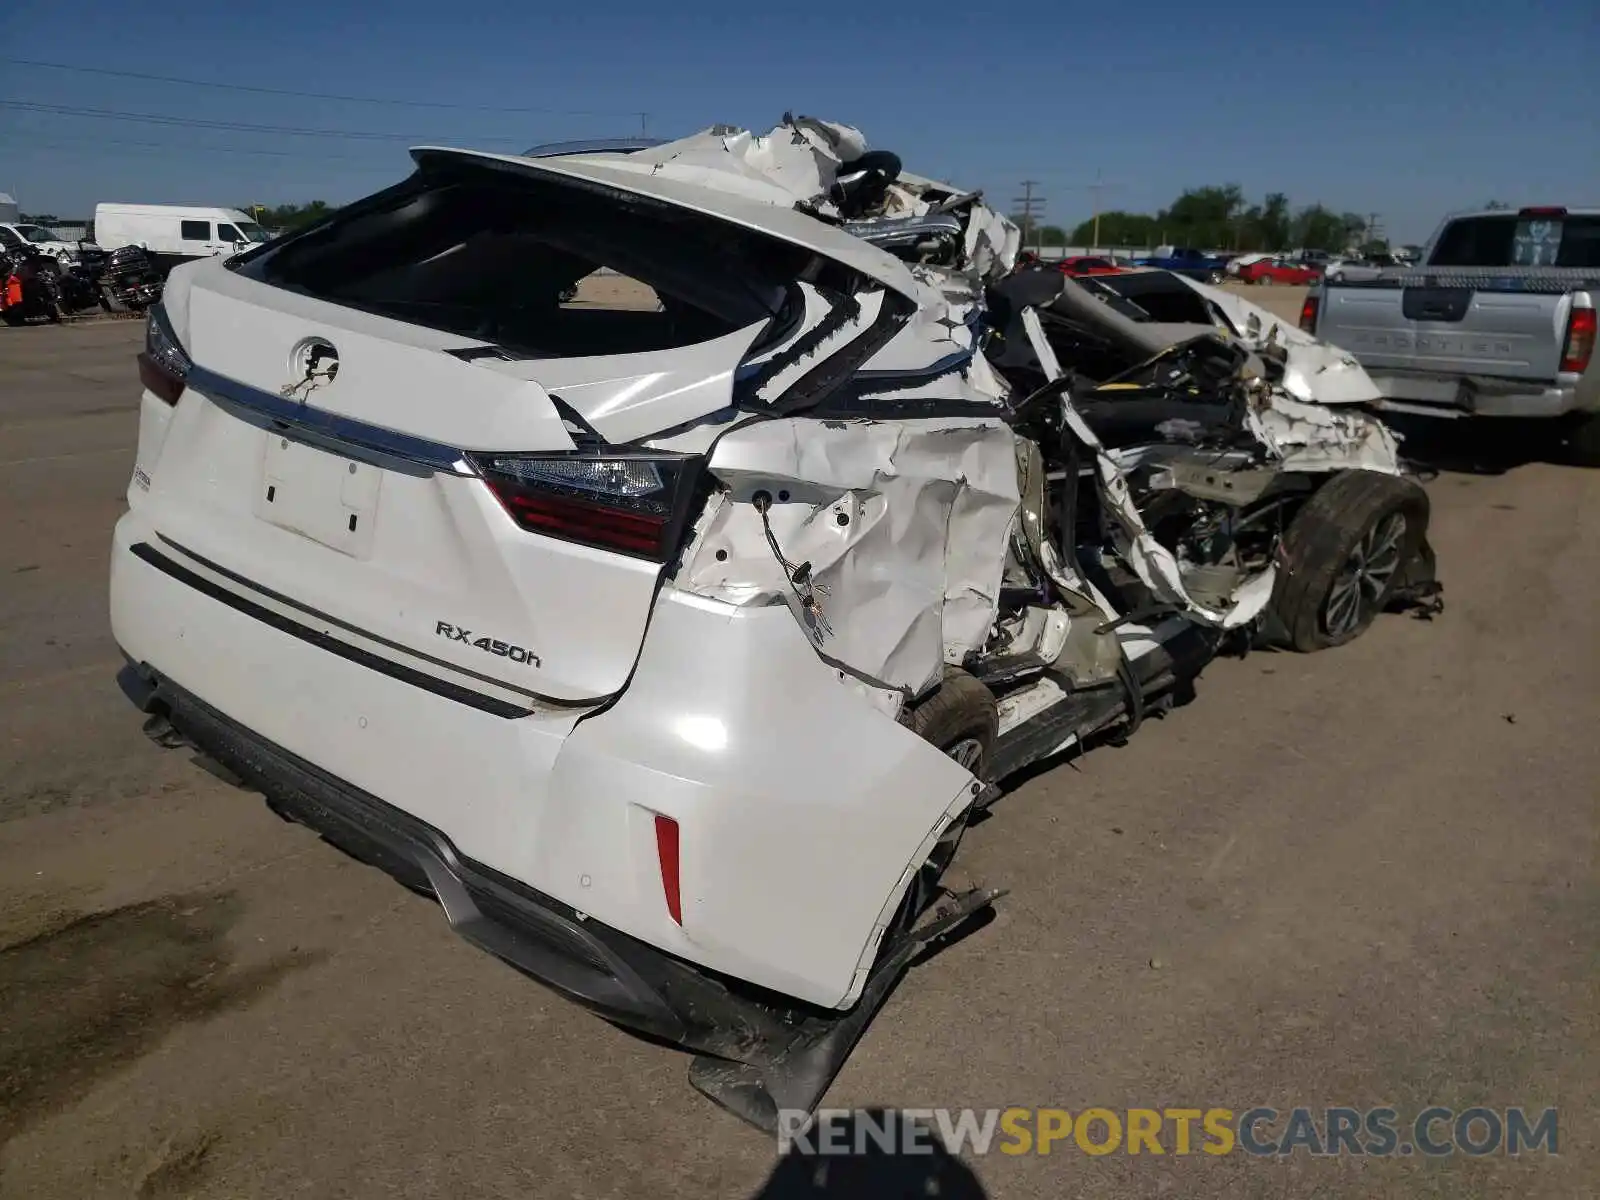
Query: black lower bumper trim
118 660 997 1131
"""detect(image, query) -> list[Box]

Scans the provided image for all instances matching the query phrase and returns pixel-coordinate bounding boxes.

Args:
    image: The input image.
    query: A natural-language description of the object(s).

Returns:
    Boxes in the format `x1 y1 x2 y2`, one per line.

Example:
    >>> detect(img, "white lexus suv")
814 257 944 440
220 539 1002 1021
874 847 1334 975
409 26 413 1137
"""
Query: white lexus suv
111 119 1438 1131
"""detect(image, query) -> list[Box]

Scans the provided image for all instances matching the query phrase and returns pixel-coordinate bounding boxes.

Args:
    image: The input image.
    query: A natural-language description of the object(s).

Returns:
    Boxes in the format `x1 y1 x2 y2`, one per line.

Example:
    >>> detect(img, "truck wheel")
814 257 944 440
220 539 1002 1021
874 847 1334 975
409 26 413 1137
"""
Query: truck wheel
1559 412 1600 467
1271 471 1429 651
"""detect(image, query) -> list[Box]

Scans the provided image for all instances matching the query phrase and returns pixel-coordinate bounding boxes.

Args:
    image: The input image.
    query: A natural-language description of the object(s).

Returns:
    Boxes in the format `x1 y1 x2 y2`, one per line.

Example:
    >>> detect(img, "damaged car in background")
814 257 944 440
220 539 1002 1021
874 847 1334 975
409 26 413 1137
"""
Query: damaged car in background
109 116 1439 1135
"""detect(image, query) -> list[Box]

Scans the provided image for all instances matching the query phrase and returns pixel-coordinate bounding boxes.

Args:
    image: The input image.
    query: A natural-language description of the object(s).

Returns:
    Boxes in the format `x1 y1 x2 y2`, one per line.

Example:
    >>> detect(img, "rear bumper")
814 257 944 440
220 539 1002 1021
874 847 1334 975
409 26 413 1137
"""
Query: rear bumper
119 659 693 1038
110 516 976 1010
1367 371 1592 419
117 659 996 1131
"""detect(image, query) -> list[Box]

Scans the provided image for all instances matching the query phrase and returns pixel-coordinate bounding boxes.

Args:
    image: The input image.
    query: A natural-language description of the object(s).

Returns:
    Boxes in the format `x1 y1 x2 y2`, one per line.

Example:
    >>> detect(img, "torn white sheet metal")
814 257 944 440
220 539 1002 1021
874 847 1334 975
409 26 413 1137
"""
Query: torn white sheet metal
1247 392 1404 475
586 118 1019 283
1020 309 1276 630
961 201 1023 282
1178 277 1385 405
483 320 767 446
676 417 1022 695
749 289 890 406
590 121 859 213
853 288 1009 408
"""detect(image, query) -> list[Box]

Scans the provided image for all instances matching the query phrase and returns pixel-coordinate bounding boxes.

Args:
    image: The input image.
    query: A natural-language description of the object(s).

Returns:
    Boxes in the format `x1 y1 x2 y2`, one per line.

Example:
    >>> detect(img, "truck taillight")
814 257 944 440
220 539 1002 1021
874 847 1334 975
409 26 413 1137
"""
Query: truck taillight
1560 306 1596 375
1299 293 1320 334
138 303 190 405
471 451 704 562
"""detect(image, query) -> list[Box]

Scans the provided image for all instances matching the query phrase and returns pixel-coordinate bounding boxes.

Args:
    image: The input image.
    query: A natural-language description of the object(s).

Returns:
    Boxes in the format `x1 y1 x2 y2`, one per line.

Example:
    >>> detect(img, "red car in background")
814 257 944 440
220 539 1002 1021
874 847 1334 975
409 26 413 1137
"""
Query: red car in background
1057 255 1127 277
1238 257 1323 286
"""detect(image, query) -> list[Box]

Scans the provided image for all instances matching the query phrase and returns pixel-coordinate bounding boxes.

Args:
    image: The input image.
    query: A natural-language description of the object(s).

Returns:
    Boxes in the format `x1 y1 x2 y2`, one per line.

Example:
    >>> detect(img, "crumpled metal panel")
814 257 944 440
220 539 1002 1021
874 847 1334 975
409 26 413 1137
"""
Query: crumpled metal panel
1178 277 1386 406
609 117 1019 285
676 417 1022 695
1021 309 1275 629
1247 392 1404 474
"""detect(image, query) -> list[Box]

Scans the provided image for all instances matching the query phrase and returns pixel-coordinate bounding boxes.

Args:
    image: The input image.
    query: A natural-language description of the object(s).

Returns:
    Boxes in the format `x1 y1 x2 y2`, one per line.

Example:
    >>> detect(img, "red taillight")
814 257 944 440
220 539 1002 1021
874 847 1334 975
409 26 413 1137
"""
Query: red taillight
1518 206 1567 218
1299 294 1320 334
473 452 700 562
137 350 186 405
140 305 190 406
1560 306 1596 374
654 814 682 925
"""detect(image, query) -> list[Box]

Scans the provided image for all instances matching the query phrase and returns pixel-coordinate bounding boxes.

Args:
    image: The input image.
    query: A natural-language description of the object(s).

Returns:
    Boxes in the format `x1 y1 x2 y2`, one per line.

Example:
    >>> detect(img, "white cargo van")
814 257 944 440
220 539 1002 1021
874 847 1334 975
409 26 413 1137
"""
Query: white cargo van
92 204 269 275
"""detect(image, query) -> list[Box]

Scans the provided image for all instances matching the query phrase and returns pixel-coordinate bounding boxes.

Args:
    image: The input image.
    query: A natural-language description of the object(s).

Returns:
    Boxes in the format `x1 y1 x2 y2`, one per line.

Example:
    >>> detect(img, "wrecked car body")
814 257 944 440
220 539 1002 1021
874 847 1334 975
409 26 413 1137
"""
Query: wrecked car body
983 267 1440 649
109 117 1437 1136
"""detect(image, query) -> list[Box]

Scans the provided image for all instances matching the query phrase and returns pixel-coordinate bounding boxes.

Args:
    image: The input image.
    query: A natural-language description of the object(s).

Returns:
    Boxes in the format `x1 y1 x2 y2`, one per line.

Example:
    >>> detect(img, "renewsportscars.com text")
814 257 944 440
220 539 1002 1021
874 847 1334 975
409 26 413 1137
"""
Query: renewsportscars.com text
777 1106 1559 1158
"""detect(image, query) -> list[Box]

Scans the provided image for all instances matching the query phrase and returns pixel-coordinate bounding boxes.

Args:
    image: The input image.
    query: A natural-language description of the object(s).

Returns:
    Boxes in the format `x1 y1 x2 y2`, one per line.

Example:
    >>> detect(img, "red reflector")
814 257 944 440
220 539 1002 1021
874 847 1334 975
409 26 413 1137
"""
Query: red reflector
489 485 670 557
137 350 185 406
1299 295 1320 334
1560 307 1596 374
654 814 682 925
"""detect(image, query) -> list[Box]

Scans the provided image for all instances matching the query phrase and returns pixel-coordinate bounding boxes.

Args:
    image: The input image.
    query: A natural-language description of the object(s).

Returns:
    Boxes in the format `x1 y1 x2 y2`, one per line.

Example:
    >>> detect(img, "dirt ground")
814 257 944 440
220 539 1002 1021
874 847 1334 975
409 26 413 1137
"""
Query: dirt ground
0 296 1595 1199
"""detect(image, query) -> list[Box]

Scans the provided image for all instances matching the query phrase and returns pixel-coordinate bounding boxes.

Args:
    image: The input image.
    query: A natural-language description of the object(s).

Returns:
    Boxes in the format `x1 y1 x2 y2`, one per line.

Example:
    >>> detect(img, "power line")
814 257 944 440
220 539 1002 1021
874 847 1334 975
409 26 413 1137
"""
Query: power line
0 99 529 143
0 56 647 119
0 134 410 168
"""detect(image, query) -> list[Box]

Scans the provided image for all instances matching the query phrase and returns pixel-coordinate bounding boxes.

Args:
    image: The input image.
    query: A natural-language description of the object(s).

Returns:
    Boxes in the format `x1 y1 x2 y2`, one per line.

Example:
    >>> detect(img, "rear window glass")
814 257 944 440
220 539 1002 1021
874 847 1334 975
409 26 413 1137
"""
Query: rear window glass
244 164 824 358
1429 214 1600 268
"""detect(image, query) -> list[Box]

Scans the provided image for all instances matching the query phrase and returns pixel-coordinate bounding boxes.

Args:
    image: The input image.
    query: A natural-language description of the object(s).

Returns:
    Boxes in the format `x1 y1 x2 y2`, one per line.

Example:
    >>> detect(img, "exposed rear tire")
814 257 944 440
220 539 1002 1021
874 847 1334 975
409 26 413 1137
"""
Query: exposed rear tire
901 666 998 780
1271 471 1429 652
1 310 25 327
1559 411 1600 467
882 667 999 946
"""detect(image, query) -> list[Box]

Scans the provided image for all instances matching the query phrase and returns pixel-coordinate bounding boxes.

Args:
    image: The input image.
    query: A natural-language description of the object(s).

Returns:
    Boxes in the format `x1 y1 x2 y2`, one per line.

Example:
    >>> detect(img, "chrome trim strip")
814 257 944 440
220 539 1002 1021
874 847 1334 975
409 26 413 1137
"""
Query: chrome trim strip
186 363 477 477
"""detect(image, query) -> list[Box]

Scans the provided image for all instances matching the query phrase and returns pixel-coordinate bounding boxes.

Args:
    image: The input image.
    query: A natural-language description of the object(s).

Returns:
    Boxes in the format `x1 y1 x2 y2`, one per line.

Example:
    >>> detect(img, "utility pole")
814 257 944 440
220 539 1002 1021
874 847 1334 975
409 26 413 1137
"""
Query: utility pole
1086 171 1122 251
1059 172 1123 251
1011 180 1046 253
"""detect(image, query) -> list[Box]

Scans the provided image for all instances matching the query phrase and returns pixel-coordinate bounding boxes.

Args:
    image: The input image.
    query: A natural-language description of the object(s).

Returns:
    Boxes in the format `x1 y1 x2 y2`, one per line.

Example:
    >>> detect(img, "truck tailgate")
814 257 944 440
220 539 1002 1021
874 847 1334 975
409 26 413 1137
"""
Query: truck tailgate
1318 268 1595 382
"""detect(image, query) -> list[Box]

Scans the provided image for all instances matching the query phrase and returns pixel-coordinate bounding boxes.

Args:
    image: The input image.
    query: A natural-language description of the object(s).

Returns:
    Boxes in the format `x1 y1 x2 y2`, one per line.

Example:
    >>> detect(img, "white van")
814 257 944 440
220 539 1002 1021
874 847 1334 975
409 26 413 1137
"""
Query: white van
92 204 269 275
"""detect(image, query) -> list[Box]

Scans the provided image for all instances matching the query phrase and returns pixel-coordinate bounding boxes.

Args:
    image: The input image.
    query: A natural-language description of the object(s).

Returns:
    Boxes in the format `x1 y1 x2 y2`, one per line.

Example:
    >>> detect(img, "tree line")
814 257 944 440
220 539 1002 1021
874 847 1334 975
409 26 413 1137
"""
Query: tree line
1021 186 1386 253
243 201 337 231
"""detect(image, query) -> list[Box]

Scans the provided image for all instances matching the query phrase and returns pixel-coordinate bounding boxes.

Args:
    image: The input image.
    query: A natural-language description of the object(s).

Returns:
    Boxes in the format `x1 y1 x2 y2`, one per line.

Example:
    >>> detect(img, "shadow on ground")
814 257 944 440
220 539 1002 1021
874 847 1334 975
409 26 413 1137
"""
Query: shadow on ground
0 890 321 1150
749 1110 987 1198
1388 414 1588 476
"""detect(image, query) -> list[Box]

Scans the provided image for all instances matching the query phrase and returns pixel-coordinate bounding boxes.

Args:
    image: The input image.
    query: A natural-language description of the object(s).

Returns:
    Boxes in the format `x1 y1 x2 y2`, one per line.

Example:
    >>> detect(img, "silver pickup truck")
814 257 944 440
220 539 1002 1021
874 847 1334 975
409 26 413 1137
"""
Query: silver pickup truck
1301 207 1599 464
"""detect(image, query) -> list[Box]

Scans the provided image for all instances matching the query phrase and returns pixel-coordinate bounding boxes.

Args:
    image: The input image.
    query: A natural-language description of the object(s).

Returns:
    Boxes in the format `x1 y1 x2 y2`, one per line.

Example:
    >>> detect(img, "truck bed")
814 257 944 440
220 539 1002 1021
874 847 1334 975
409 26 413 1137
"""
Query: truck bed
1317 266 1597 390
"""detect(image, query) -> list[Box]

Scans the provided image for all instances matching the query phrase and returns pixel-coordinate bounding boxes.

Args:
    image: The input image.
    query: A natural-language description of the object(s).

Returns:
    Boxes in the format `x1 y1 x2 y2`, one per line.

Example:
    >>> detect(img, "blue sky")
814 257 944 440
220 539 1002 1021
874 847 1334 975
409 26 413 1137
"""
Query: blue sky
1 0 1595 243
